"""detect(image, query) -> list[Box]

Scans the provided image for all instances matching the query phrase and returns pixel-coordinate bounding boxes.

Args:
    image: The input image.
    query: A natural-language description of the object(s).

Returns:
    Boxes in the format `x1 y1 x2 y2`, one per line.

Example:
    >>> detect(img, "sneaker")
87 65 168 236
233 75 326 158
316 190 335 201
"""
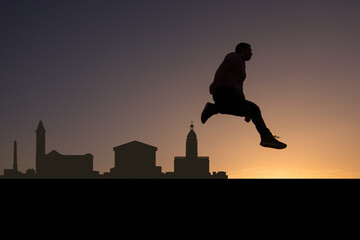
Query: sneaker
201 102 216 124
260 135 287 149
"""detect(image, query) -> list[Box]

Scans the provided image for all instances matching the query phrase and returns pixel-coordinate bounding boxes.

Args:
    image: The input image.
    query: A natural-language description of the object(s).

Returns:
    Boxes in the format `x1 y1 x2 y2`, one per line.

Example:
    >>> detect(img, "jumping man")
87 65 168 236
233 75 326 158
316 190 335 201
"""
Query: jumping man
201 43 287 149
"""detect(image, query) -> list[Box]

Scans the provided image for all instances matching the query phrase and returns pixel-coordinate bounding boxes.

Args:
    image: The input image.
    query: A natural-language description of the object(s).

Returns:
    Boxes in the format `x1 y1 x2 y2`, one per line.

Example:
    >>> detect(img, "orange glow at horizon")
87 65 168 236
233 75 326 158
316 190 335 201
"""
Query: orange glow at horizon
1 1 360 178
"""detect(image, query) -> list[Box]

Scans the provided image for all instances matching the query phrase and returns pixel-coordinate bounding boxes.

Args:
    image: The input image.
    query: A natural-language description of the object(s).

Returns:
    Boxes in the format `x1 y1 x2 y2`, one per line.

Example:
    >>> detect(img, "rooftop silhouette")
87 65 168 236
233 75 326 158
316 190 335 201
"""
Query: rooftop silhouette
1 121 227 179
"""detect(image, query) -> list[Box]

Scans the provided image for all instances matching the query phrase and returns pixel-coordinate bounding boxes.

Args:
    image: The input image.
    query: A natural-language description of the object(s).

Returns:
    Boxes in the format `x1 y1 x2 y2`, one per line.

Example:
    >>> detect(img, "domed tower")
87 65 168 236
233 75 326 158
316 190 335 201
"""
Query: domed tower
172 121 227 179
186 122 198 160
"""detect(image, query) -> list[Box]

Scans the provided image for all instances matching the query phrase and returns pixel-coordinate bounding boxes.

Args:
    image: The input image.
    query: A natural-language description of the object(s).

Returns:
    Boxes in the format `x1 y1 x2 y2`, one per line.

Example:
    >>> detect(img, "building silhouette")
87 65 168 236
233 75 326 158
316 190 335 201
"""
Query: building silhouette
3 141 36 178
3 141 22 177
1 121 227 179
35 121 98 178
165 123 227 179
108 141 163 178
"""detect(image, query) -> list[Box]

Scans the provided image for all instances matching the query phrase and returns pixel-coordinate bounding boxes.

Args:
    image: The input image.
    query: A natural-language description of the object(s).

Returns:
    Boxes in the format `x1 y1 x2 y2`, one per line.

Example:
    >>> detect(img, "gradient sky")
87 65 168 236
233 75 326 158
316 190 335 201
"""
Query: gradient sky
1 0 360 178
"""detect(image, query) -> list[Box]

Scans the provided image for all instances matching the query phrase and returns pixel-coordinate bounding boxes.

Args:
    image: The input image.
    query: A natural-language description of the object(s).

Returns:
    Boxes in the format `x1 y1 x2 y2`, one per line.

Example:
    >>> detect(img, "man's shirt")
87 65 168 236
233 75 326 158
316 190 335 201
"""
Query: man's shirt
210 52 246 96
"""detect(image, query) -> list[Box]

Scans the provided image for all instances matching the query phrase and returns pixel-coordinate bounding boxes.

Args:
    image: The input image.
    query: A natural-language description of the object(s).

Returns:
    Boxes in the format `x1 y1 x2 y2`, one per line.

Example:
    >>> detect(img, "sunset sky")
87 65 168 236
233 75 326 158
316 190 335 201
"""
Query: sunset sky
1 0 360 178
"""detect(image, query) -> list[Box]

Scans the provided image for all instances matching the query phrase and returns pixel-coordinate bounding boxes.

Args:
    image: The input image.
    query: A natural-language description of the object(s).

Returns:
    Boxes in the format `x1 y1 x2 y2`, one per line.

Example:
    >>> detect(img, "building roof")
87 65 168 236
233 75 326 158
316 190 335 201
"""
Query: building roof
47 150 61 157
113 140 157 151
46 150 93 158
36 120 46 133
187 123 197 141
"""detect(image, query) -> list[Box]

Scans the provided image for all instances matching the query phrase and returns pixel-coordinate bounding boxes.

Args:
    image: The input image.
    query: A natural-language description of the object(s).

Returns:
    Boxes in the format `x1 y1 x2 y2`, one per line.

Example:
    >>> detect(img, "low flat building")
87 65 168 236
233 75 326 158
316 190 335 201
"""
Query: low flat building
109 141 163 178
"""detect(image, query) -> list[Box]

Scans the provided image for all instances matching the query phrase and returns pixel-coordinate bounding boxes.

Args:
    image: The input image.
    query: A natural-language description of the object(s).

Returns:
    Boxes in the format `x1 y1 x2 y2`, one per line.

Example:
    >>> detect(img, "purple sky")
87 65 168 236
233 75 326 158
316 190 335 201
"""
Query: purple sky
1 0 360 178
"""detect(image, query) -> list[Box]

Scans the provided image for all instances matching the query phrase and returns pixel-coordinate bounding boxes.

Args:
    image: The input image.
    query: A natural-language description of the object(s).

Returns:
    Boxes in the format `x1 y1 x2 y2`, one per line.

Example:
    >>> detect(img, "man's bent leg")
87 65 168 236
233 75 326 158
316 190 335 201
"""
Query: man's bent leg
201 102 218 124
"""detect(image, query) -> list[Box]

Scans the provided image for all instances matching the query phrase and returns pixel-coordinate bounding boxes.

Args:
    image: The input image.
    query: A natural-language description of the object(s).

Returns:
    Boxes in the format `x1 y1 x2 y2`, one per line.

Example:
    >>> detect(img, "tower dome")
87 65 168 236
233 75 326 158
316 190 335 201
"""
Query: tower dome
186 122 198 159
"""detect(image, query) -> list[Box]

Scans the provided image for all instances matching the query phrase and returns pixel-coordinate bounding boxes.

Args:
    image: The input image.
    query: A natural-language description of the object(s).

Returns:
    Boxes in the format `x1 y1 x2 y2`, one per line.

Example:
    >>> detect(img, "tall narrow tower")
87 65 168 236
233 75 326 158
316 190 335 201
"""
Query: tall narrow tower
13 140 18 171
36 121 46 175
186 122 198 159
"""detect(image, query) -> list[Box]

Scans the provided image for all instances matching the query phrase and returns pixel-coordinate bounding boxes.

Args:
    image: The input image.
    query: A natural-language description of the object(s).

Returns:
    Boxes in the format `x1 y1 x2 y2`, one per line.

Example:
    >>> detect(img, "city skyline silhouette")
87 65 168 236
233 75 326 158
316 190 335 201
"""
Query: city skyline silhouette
1 121 227 179
2 1 360 178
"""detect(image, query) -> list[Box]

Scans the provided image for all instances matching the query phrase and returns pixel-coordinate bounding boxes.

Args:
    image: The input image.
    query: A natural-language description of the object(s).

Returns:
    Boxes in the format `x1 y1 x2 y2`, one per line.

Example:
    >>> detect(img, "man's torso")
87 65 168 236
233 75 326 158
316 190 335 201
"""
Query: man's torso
210 52 246 95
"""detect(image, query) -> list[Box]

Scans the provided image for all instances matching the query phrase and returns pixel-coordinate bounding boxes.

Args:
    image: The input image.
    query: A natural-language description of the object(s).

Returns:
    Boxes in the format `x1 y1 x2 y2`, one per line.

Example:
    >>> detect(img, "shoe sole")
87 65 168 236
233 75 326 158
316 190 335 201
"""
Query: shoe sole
260 142 287 149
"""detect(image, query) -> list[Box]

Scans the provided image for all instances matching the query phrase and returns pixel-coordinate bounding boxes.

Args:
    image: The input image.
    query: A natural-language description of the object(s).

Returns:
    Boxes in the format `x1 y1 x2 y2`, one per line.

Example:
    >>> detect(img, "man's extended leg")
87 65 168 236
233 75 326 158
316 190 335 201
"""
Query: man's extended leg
244 100 287 149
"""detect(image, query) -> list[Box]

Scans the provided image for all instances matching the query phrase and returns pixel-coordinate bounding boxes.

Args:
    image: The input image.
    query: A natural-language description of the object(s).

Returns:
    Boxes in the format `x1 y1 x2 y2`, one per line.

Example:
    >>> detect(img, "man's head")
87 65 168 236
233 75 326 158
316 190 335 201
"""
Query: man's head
235 42 252 61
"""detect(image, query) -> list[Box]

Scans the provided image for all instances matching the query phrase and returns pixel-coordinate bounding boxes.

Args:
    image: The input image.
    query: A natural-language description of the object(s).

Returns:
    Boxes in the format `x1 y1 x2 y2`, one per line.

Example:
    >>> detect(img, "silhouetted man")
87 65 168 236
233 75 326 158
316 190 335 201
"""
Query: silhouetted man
201 43 287 149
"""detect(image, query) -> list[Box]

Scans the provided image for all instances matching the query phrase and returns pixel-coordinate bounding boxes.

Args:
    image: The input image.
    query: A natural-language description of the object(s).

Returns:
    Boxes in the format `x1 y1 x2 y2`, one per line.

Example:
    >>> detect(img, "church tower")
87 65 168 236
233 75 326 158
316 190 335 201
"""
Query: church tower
36 121 46 175
186 122 198 159
173 122 211 178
